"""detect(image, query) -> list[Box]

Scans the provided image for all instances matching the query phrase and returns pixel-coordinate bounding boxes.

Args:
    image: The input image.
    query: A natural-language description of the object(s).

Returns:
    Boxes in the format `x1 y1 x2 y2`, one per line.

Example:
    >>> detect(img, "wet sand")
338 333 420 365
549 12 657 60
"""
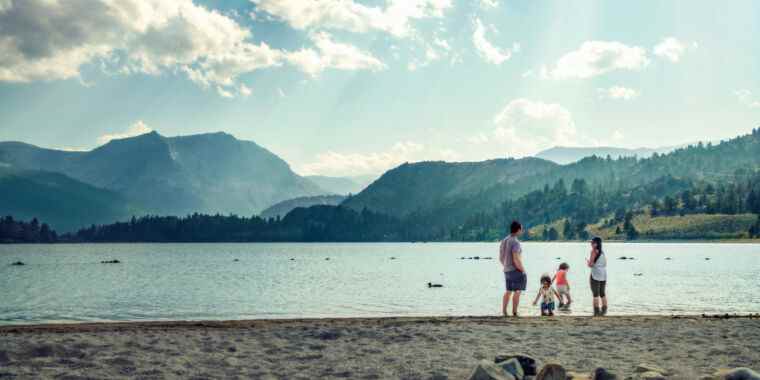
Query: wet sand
1 315 758 379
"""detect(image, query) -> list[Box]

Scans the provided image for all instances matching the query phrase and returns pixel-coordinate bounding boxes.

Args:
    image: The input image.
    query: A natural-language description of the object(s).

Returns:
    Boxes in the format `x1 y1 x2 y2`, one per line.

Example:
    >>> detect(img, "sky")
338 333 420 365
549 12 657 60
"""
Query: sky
1 0 759 177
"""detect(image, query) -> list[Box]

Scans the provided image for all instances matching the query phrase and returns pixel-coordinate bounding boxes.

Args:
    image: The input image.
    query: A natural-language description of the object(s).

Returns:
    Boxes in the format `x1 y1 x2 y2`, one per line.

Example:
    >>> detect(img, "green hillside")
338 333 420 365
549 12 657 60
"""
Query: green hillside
342 158 558 217
260 195 346 219
0 168 139 232
344 129 760 236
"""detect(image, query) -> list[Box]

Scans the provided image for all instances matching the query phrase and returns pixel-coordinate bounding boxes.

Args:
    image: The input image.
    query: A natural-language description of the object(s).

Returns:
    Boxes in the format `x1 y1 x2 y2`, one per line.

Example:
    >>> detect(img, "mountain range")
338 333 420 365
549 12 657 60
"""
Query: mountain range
3 128 756 237
304 175 374 195
0 131 327 230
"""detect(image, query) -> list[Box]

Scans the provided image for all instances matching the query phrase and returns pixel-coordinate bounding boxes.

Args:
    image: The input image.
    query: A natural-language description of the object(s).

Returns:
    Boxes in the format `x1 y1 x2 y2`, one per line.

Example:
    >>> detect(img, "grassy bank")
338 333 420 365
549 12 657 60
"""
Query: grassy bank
530 213 757 241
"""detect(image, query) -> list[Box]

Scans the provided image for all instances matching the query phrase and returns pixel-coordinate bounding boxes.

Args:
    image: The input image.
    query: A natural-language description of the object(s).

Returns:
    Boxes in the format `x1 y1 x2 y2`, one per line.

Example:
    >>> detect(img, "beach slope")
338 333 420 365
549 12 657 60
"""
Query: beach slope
1 316 758 379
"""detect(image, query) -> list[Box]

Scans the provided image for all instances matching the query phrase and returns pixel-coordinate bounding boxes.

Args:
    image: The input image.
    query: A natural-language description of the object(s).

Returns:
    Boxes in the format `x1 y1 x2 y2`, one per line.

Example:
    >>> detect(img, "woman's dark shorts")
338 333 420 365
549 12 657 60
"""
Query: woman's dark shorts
590 275 606 298
505 271 527 291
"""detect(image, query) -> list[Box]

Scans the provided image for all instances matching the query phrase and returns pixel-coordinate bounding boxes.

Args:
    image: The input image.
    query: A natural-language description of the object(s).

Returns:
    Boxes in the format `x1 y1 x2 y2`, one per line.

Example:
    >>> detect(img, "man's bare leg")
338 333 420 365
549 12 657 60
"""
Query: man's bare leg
512 291 521 316
502 291 512 317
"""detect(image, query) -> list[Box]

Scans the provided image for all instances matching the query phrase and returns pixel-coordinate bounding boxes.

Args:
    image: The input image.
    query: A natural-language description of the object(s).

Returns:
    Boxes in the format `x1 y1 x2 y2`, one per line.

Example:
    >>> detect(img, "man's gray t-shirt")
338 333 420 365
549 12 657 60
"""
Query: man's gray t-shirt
499 235 522 272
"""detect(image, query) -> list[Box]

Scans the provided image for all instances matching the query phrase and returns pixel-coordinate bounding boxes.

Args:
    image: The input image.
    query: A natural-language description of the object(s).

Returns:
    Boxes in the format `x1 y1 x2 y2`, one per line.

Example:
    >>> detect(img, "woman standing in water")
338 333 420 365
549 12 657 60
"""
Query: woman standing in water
587 237 608 316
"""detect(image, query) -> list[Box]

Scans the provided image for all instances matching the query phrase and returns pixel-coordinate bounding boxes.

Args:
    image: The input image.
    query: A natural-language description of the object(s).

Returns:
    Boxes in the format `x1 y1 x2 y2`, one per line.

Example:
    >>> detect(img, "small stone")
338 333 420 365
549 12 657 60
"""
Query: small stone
715 368 760 380
314 330 341 340
566 372 591 380
636 364 668 376
536 363 566 380
29 345 54 358
495 354 540 376
638 371 665 380
591 367 618 380
468 360 516 380
497 358 524 380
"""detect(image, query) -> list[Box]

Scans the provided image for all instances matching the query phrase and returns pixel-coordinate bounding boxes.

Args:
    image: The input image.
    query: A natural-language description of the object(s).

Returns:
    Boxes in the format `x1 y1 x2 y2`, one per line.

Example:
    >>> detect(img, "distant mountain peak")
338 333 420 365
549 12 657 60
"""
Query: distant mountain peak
535 145 675 165
0 130 325 223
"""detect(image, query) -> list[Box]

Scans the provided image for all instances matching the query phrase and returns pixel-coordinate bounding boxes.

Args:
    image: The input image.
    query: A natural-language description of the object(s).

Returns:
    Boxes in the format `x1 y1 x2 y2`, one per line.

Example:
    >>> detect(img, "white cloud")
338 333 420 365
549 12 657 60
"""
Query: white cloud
544 41 649 80
597 86 640 100
0 0 279 85
479 0 499 9
736 89 760 109
239 83 252 97
611 129 624 142
472 18 514 65
252 0 452 38
300 141 462 176
467 133 490 144
433 38 451 51
653 37 692 63
406 40 450 71
286 32 385 76
301 141 424 176
470 99 578 157
0 0 384 96
98 121 153 145
217 86 235 98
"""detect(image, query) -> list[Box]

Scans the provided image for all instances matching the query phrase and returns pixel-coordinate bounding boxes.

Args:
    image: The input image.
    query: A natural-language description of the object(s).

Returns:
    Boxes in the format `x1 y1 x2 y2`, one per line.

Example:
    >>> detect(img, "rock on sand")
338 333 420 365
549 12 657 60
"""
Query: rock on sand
468 360 515 380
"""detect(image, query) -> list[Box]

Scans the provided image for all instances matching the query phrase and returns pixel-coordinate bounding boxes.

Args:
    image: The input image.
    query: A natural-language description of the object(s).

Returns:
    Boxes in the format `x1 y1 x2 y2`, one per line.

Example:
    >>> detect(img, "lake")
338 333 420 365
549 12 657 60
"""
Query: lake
1 242 758 325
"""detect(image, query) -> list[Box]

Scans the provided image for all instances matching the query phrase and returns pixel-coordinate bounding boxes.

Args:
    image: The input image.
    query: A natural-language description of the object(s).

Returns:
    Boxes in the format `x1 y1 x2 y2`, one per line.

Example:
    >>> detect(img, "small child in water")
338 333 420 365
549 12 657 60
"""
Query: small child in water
553 262 571 309
532 274 561 316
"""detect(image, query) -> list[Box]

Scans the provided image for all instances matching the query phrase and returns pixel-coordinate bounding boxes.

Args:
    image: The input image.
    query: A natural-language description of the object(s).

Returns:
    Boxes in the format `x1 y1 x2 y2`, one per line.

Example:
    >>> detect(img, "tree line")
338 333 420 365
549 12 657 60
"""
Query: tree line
0 216 58 243
7 162 760 243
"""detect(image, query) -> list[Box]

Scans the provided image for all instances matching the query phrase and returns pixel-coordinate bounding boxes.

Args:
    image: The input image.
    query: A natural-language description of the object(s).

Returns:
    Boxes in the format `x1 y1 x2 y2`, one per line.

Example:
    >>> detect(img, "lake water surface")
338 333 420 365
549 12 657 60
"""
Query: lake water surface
1 242 758 325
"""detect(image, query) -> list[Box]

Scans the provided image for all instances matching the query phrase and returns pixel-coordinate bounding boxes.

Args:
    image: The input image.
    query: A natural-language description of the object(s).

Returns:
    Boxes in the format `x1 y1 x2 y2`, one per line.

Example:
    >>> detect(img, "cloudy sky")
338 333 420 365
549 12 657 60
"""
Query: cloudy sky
1 0 759 177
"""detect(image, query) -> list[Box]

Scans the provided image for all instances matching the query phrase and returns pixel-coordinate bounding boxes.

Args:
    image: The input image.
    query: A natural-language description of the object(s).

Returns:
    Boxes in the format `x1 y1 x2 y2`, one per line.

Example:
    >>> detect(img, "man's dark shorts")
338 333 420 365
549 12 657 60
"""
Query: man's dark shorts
504 270 527 291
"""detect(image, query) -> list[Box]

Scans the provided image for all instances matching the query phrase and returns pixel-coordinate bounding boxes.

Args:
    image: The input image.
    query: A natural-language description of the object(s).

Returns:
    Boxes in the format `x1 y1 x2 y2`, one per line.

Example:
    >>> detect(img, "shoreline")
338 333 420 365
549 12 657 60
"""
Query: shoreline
2 313 759 330
1 315 758 379
4 239 760 245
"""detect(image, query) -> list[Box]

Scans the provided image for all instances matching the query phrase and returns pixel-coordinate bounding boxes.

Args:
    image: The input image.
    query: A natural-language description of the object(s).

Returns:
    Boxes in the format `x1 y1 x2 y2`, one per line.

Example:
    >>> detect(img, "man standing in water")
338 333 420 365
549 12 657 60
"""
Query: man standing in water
500 221 526 317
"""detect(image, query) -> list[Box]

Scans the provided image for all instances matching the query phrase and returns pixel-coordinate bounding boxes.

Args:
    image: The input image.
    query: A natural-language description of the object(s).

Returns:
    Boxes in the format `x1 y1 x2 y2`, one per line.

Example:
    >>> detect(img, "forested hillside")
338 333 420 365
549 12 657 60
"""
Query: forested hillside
260 195 346 219
0 168 138 232
342 158 558 217
343 129 760 237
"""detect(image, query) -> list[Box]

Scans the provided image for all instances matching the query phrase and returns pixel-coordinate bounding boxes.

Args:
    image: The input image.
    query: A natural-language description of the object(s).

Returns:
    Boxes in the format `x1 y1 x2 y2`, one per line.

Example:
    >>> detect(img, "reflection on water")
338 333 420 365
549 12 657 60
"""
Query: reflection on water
1 242 758 325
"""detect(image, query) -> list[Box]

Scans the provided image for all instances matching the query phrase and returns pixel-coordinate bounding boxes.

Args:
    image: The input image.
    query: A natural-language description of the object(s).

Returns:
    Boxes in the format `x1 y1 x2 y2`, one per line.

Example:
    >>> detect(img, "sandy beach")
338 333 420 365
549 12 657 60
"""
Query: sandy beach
0 315 758 379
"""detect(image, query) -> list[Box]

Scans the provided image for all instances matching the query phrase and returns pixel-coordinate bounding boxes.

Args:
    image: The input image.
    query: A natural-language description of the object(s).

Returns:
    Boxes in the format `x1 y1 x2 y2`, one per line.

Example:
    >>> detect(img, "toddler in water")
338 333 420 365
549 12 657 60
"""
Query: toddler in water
553 262 571 308
532 274 561 316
